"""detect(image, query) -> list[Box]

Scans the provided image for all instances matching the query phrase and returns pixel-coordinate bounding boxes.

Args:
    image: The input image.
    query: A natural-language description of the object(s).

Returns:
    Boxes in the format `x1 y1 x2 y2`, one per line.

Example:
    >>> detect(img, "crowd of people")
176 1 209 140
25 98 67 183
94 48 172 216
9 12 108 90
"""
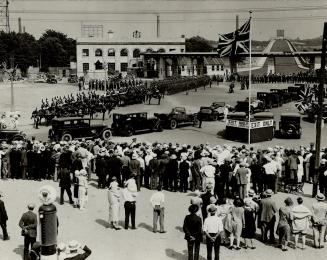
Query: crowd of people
1 137 327 259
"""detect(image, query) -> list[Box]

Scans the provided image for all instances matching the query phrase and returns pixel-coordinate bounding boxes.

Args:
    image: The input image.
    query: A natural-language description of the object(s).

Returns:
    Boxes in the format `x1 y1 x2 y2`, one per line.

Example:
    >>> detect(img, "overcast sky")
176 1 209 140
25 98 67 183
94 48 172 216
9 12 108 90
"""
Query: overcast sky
7 0 327 40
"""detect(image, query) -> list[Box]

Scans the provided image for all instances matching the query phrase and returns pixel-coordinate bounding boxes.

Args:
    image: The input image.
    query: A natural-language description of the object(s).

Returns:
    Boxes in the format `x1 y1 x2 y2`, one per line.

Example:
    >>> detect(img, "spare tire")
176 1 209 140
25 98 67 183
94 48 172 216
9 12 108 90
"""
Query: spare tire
101 129 112 141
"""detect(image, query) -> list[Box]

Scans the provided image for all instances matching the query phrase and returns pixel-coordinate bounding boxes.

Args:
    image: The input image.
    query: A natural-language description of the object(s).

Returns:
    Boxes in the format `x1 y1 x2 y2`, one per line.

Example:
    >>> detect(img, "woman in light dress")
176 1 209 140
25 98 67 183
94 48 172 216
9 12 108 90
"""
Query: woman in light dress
297 151 304 183
108 177 121 230
77 169 88 210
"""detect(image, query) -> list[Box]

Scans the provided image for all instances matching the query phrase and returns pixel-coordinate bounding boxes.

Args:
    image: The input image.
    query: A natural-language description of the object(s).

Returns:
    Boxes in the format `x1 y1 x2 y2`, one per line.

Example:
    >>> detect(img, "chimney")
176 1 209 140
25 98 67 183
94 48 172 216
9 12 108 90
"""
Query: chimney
236 15 239 30
157 15 160 38
18 18 22 33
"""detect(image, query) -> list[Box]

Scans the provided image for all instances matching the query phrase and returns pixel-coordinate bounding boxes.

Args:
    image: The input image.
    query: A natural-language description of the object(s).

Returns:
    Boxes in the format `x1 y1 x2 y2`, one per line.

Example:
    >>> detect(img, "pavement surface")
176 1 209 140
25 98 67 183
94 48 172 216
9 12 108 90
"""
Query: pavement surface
0 80 326 260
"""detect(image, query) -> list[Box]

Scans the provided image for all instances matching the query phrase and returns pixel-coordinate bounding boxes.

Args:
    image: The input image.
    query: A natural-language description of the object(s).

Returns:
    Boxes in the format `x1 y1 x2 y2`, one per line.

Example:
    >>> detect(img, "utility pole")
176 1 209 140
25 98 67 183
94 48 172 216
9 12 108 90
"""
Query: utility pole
10 56 15 112
312 22 327 197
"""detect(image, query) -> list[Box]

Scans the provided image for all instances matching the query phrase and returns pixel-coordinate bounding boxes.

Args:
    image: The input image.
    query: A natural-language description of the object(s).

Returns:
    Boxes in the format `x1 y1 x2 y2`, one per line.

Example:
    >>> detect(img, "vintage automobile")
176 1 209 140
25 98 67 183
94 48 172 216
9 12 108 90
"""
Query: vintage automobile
287 85 305 101
211 102 226 109
234 98 265 114
68 74 78 83
154 107 199 129
47 74 58 84
48 117 112 142
111 112 162 136
270 89 291 104
0 123 26 143
34 75 47 83
257 92 282 108
279 113 302 139
197 106 221 121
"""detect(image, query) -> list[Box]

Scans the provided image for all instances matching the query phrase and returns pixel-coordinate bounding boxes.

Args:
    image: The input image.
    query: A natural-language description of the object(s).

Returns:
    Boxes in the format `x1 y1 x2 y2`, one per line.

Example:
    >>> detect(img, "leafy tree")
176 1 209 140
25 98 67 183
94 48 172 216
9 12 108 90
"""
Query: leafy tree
0 31 39 75
38 29 76 71
186 36 213 52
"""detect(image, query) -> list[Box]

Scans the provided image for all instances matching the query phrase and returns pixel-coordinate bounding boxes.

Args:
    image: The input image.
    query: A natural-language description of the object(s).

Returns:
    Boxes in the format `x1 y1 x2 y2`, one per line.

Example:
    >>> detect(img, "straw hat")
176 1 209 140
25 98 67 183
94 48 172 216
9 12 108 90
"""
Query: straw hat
68 240 80 252
316 193 325 201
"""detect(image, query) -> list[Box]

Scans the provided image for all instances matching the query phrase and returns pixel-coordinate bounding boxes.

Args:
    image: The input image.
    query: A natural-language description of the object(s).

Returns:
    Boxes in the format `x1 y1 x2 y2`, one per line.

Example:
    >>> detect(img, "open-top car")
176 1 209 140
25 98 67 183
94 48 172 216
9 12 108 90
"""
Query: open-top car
234 98 265 114
279 113 302 139
47 74 58 84
48 117 112 141
111 112 162 136
68 74 78 83
154 107 198 129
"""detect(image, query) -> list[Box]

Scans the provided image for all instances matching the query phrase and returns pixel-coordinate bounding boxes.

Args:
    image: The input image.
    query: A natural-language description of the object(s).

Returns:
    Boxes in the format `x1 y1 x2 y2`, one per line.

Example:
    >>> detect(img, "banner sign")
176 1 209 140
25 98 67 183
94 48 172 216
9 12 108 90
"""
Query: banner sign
227 119 274 129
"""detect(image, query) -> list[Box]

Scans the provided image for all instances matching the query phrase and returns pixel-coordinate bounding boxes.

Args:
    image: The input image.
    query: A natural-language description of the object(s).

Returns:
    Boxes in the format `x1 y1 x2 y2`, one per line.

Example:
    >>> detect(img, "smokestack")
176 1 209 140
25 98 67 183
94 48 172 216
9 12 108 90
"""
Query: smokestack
23 26 25 33
236 15 239 30
18 17 22 33
157 15 160 38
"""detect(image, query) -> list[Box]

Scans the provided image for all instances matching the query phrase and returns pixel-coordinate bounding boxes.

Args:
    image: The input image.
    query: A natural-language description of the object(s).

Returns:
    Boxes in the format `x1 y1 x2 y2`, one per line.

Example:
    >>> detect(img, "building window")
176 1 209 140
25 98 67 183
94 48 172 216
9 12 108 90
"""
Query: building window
133 49 141 58
169 48 176 52
95 49 103 57
82 63 89 72
120 62 128 72
82 49 89 57
158 48 165 53
108 48 115 57
108 62 115 71
120 49 128 57
95 60 103 70
181 49 184 53
220 65 224 71
146 48 153 53
212 65 215 71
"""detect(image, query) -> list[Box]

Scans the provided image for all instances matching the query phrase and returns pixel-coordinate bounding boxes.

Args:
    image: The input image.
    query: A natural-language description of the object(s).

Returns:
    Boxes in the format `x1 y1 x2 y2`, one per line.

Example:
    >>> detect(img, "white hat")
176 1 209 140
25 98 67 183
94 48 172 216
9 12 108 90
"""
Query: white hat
79 169 87 176
132 153 138 159
57 242 66 252
68 240 80 252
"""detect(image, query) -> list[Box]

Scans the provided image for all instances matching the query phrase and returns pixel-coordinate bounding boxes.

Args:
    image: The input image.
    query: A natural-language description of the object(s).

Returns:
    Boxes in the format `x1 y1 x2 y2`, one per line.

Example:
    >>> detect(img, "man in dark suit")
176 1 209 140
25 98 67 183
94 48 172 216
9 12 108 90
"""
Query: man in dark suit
259 189 277 243
0 192 9 240
183 204 202 260
200 185 215 220
19 204 37 259
58 168 74 205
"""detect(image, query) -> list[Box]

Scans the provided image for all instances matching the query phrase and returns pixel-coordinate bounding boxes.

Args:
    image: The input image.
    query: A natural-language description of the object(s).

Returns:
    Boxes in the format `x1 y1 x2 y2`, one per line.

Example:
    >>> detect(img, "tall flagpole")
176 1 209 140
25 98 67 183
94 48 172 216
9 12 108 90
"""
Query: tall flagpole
248 11 252 144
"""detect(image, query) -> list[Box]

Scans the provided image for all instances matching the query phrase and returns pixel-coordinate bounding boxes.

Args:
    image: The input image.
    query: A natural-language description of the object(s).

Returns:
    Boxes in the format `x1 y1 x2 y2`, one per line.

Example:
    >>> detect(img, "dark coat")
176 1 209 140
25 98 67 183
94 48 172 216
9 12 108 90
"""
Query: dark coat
259 197 277 223
148 158 160 176
58 168 72 188
107 156 123 178
235 167 248 185
19 211 37 238
0 199 8 224
183 213 202 241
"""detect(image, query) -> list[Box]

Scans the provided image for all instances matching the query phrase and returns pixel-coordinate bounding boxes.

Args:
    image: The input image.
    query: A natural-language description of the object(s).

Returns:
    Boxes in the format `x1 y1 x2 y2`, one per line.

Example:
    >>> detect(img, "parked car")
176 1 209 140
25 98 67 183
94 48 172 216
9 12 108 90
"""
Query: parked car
0 123 26 143
234 98 265 114
279 113 302 139
68 74 78 83
211 102 226 109
154 107 199 129
197 106 221 121
34 75 47 83
270 89 291 104
257 92 281 108
111 112 162 136
48 117 112 142
47 74 58 84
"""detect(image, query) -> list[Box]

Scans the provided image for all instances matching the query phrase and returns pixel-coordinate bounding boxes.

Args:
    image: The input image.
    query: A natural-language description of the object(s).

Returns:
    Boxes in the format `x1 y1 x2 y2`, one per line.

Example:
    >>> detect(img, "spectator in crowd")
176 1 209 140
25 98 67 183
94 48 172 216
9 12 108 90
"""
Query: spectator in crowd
259 189 277 243
183 204 202 260
242 199 256 249
19 204 37 259
63 240 92 260
107 177 121 230
290 197 312 249
123 174 138 230
311 193 327 248
150 185 166 233
0 191 8 240
277 197 293 251
203 205 224 260
77 169 88 211
228 198 245 250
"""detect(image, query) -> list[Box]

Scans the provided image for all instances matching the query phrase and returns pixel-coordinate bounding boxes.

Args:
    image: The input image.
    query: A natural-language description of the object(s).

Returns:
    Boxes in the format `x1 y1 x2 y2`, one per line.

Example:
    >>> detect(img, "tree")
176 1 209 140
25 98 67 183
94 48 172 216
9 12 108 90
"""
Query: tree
38 29 76 71
186 36 213 52
0 31 39 75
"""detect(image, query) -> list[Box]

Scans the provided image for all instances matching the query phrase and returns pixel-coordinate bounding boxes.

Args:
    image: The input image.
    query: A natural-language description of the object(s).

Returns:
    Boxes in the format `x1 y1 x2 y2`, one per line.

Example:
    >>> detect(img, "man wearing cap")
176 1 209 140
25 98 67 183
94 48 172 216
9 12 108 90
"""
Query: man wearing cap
107 151 123 187
235 162 249 199
259 189 277 243
19 204 38 259
130 153 141 191
311 193 327 248
0 191 8 240
122 174 138 230
63 240 92 260
203 205 224 260
183 204 202 260
150 185 166 233
149 153 160 190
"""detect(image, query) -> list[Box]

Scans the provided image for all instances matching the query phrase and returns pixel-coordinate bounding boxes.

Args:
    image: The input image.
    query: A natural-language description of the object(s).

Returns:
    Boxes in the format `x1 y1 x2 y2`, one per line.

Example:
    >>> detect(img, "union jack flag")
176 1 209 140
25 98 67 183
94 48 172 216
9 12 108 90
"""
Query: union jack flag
217 18 251 57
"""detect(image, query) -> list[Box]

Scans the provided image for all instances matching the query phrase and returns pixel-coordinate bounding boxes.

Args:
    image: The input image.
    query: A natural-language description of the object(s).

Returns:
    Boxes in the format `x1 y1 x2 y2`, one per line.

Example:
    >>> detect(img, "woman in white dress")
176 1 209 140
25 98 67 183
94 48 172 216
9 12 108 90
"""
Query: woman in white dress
108 177 121 230
297 151 304 183
78 169 88 210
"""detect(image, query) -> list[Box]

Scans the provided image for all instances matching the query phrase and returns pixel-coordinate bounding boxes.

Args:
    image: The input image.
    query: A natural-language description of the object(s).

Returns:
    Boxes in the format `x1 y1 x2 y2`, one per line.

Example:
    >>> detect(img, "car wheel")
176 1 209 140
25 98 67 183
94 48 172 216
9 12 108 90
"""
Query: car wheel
101 129 112 141
126 127 134 137
169 119 177 129
61 132 73 142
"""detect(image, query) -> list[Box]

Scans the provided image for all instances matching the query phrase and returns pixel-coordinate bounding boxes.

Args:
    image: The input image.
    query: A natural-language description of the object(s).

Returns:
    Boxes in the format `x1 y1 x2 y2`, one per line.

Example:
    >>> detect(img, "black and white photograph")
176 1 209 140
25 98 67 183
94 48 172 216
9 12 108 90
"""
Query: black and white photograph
0 0 327 259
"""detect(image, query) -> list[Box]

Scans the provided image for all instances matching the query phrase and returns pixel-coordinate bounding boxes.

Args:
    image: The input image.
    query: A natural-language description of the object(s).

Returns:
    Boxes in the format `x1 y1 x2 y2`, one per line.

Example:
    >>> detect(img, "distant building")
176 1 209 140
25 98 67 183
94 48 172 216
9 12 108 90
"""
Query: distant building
76 33 186 78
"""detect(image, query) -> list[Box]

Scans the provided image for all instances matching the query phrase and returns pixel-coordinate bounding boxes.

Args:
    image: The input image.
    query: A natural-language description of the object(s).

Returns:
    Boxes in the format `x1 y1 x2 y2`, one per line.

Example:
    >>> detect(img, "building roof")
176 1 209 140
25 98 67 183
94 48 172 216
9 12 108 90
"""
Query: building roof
77 37 185 45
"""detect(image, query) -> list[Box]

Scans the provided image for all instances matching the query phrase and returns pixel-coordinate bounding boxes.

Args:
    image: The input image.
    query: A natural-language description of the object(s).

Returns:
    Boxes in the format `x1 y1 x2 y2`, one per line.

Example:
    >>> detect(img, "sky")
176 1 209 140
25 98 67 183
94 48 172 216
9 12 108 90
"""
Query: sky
5 0 327 41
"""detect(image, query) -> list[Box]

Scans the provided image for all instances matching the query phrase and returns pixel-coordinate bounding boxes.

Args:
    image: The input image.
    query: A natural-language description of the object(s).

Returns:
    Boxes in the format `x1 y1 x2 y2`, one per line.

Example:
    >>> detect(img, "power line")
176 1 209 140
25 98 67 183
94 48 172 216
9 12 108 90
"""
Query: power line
9 5 327 15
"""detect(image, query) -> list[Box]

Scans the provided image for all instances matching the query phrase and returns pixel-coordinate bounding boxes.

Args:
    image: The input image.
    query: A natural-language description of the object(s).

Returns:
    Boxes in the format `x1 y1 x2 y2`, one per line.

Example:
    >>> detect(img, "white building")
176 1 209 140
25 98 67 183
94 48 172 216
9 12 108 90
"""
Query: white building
76 34 186 78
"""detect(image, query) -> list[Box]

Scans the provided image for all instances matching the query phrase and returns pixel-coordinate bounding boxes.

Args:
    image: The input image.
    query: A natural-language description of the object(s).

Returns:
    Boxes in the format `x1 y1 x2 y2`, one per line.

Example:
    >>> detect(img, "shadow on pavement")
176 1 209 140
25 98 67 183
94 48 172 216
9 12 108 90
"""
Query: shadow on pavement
13 244 24 257
165 248 206 260
138 222 153 232
175 226 183 233
95 218 108 228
